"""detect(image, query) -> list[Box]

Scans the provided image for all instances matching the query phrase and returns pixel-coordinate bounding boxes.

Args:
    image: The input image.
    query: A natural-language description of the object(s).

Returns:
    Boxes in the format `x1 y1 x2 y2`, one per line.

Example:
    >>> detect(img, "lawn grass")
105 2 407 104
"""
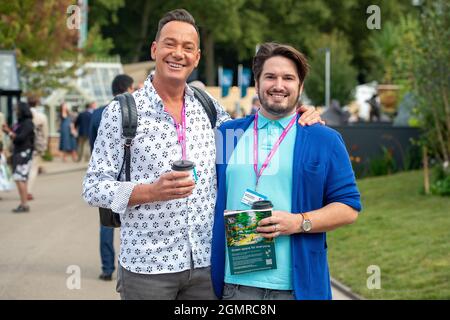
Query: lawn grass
328 170 450 299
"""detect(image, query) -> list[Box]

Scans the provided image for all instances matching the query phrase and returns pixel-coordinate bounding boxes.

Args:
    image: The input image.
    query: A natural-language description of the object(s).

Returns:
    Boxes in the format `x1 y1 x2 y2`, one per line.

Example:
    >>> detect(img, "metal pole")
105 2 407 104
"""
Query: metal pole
218 66 223 88
237 64 242 117
78 0 88 49
325 48 330 108
7 95 13 126
218 66 223 101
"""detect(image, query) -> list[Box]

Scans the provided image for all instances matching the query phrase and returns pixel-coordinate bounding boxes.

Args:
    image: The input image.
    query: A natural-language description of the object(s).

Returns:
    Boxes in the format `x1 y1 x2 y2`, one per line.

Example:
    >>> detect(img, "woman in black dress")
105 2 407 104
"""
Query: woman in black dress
2 102 35 212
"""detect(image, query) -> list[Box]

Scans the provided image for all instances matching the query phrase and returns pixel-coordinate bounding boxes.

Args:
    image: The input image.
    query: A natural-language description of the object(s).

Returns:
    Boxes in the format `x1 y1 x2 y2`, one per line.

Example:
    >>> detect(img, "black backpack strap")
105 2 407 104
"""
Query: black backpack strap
114 93 137 181
190 85 217 129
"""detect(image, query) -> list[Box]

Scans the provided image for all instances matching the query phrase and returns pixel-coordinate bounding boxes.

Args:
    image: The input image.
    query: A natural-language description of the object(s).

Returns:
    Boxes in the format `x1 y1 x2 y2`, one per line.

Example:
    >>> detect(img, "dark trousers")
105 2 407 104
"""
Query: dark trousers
100 225 115 275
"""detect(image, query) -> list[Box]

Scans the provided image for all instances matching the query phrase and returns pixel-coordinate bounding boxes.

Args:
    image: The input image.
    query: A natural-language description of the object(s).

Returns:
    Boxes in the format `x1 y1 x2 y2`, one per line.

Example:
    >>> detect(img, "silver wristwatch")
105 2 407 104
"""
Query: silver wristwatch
301 213 312 232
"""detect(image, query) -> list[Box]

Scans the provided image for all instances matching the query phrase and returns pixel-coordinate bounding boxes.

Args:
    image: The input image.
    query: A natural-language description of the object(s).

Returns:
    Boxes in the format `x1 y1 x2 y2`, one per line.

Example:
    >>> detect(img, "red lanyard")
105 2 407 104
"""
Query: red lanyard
253 112 297 187
166 101 187 160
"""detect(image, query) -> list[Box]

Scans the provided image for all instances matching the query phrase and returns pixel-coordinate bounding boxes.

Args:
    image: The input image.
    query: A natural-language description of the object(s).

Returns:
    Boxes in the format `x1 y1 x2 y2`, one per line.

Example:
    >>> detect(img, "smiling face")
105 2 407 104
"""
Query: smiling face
151 21 200 86
256 55 303 119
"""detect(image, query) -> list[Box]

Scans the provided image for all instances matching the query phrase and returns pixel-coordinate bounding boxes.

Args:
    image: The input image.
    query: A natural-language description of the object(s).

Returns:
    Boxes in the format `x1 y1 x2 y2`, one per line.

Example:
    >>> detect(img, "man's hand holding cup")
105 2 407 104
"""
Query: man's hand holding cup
150 160 197 202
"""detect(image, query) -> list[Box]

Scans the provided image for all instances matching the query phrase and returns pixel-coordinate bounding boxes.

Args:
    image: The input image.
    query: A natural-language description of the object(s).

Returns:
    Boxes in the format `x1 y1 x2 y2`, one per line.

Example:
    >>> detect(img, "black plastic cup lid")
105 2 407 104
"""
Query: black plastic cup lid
251 200 273 210
172 160 195 171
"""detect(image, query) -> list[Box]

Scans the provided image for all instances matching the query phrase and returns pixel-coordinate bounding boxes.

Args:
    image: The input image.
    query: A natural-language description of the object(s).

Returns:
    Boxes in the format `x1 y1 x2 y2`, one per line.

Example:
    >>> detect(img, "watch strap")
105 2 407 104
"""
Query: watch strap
301 212 311 232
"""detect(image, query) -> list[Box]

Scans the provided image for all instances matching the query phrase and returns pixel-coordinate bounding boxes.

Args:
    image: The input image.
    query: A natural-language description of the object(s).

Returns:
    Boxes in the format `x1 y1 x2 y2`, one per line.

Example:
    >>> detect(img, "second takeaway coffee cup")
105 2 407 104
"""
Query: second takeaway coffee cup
171 160 198 183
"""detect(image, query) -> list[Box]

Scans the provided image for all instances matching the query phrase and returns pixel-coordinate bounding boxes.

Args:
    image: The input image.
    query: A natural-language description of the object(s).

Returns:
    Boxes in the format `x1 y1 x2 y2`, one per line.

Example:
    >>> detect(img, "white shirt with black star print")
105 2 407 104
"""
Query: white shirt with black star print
82 75 230 274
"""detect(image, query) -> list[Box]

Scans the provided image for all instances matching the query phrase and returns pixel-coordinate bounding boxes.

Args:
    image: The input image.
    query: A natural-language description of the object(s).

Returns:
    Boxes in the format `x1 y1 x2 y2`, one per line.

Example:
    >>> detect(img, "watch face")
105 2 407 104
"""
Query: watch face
303 220 312 232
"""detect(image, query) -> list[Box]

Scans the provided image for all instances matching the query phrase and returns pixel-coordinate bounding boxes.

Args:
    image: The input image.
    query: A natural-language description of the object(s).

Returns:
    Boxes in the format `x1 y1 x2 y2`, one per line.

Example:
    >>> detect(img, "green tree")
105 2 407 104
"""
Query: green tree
395 0 449 187
94 0 246 85
180 0 245 85
344 0 415 83
92 0 416 86
83 24 115 59
0 0 119 96
0 0 79 96
367 21 400 84
85 0 124 59
304 32 358 106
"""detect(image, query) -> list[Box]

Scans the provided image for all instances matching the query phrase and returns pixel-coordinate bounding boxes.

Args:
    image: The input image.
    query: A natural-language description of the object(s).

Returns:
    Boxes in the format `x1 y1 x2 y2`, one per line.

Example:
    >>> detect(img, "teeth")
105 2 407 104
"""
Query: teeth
168 62 182 68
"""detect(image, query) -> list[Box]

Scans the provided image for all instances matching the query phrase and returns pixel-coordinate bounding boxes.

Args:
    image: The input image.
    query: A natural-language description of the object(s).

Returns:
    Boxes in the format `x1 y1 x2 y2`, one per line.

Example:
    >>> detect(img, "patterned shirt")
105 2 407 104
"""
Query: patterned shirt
82 75 230 274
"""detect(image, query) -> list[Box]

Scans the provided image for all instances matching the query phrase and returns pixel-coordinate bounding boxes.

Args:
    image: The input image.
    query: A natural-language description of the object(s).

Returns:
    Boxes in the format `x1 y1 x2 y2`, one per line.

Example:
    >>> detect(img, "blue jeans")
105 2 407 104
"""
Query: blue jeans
100 225 115 275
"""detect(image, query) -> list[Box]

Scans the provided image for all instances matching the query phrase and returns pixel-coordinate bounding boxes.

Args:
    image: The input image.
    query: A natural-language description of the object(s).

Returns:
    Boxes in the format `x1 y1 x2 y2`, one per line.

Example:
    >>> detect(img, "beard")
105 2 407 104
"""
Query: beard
259 90 300 118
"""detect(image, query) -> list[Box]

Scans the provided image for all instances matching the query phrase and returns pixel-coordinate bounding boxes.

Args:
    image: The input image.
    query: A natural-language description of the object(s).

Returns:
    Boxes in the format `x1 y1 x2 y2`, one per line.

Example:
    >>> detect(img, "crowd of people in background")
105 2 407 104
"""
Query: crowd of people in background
0 95 101 212
0 74 136 282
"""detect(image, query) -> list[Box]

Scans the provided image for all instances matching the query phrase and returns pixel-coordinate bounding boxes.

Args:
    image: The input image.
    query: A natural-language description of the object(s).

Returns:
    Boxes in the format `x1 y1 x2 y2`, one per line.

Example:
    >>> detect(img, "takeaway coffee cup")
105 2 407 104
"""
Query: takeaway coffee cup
251 200 273 211
252 200 274 230
171 160 198 183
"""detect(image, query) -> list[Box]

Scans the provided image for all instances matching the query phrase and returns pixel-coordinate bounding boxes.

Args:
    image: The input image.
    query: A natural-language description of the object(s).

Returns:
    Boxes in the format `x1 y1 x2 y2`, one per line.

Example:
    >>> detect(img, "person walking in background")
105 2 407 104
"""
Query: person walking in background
2 102 35 213
75 101 95 162
0 139 13 196
0 111 11 201
89 76 134 148
28 94 49 201
89 74 134 281
0 110 5 146
250 95 261 115
59 102 77 162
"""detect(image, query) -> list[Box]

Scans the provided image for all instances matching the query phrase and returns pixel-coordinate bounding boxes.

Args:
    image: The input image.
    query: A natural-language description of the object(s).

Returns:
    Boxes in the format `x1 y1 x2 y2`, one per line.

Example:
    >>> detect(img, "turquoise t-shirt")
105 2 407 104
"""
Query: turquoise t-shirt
224 111 297 290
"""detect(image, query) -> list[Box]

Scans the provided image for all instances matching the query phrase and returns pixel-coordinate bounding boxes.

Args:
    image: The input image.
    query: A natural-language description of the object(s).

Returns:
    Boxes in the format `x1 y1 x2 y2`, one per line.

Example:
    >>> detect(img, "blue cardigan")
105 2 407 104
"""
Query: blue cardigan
211 114 362 300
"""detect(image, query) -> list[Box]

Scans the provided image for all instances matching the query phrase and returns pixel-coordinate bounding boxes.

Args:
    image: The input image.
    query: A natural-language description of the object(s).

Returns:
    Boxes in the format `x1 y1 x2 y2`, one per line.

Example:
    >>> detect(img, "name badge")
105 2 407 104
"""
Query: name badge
241 189 268 206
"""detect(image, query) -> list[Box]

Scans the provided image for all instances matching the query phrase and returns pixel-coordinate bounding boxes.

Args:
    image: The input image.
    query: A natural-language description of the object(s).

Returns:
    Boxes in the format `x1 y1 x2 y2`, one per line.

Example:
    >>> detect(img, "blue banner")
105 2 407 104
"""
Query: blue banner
239 67 252 98
219 67 233 98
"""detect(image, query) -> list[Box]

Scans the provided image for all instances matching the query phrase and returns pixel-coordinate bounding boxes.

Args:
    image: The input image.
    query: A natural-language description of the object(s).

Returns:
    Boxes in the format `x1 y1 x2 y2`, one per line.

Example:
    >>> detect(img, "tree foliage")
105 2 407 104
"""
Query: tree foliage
347 0 414 83
0 0 119 96
394 0 449 167
1 0 420 94
0 0 78 95
368 22 401 84
304 32 358 106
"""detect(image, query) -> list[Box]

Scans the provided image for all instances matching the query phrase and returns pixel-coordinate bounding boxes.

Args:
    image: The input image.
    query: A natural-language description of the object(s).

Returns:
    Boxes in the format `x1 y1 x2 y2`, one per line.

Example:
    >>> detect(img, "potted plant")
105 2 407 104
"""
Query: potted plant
369 22 400 115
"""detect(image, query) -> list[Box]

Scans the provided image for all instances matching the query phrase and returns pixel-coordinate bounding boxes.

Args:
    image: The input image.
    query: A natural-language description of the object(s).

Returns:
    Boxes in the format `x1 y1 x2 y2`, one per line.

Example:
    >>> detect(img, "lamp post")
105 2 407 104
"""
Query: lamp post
318 47 331 108
78 0 88 49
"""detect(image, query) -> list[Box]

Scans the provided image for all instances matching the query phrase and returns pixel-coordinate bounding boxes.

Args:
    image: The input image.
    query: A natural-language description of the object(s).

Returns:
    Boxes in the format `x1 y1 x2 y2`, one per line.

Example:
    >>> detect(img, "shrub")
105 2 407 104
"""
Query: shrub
430 164 450 196
368 146 397 177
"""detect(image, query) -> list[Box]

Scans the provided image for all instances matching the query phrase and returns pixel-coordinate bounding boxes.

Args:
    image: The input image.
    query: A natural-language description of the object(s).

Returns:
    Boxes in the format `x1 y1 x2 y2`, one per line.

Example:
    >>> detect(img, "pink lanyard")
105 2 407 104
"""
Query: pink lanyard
253 112 297 187
167 101 187 160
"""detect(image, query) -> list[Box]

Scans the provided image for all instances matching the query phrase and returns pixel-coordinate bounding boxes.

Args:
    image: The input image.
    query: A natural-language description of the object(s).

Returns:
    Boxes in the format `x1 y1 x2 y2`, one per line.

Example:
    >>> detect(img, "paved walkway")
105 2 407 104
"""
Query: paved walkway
40 157 89 176
0 159 354 300
0 165 120 299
